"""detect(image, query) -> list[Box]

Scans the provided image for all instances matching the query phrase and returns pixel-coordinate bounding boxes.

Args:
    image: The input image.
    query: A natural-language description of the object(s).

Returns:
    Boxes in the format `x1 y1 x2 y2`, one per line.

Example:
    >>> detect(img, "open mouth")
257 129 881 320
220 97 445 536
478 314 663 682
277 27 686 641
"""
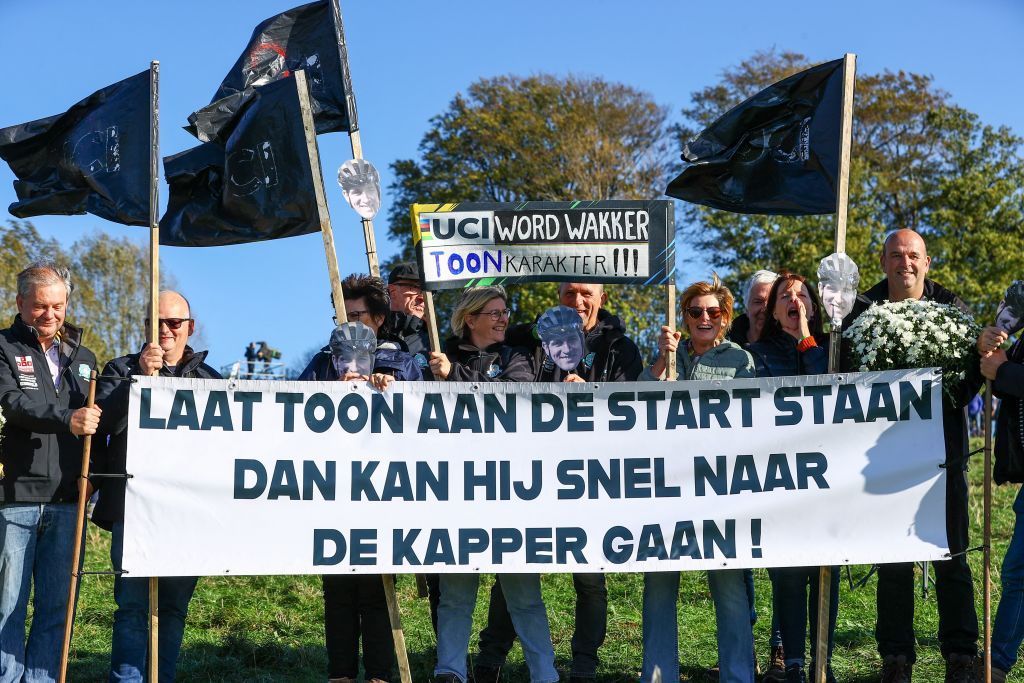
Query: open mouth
787 305 800 319
695 323 714 332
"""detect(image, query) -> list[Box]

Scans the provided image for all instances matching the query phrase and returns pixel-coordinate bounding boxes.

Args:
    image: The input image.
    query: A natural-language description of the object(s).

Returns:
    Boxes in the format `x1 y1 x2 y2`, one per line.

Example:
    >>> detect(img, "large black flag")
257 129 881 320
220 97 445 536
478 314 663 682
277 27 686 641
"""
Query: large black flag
186 0 356 144
160 76 320 247
0 70 150 225
667 58 844 215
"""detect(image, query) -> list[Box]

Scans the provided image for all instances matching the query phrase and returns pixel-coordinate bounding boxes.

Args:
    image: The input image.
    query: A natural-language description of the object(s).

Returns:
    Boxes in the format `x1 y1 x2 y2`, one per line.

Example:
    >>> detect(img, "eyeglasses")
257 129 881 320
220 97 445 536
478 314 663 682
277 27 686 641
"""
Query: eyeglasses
346 310 371 322
145 318 192 330
685 306 723 320
471 308 512 321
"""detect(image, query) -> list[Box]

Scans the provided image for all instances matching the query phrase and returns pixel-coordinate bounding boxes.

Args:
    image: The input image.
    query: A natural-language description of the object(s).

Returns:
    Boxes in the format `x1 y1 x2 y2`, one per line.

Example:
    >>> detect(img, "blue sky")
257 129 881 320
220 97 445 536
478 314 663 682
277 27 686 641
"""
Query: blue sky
1 0 1021 371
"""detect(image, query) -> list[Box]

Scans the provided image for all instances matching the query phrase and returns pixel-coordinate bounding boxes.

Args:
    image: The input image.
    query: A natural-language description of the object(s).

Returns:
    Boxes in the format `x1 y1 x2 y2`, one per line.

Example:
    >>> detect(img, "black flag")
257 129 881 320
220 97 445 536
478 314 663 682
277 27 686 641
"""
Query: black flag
186 0 356 144
666 58 844 215
0 70 150 226
160 76 320 247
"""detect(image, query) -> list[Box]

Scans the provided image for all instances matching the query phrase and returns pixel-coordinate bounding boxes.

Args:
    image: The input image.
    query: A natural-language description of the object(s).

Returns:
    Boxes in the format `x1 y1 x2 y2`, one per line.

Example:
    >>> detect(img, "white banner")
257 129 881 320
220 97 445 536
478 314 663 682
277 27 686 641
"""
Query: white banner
122 369 948 577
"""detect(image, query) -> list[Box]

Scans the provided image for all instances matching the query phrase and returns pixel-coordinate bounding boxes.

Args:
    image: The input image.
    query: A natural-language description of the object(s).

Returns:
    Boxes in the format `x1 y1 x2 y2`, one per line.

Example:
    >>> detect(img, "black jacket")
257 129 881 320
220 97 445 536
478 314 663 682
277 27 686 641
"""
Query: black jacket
844 278 984 470
506 309 643 382
747 333 828 378
387 311 433 378
727 313 753 347
0 316 97 503
443 337 535 383
994 337 1024 484
92 346 221 529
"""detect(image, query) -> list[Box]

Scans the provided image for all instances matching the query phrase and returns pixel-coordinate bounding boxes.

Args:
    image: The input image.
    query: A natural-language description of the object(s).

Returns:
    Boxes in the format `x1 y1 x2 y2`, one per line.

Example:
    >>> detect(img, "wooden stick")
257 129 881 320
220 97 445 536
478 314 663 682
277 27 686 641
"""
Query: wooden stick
382 574 414 683
666 282 677 381
147 59 161 683
815 52 856 683
295 69 347 324
57 371 97 683
984 379 994 683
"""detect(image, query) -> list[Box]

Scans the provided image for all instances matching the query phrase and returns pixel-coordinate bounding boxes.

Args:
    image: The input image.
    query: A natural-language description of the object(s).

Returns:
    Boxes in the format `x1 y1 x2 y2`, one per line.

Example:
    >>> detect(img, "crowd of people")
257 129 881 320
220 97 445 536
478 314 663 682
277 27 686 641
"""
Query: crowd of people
0 226 1022 683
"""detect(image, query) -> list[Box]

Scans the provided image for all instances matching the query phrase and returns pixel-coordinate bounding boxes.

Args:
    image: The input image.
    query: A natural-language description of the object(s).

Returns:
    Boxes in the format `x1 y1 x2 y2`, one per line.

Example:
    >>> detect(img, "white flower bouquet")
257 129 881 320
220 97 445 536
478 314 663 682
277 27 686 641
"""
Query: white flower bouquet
843 299 980 403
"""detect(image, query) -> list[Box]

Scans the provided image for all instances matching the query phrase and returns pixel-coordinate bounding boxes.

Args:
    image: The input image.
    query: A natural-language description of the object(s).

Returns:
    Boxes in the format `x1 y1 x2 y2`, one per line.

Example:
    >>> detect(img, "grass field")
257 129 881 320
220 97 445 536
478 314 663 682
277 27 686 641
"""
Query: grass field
59 441 1022 682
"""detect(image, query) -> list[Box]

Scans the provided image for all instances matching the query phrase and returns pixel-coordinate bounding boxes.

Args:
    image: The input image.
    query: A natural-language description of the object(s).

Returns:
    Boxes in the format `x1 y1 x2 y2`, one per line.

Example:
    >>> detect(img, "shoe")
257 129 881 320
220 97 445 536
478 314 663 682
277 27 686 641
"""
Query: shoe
328 679 356 683
708 661 720 678
784 664 806 683
881 654 913 683
991 666 1008 683
471 665 500 683
762 646 786 682
944 653 978 683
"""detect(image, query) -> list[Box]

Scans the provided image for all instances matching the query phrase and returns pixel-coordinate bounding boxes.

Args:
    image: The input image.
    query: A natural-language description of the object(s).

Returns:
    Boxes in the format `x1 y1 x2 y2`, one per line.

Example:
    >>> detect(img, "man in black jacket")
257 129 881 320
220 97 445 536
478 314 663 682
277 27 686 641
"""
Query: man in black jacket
0 261 100 682
844 230 983 683
94 290 220 683
474 282 642 683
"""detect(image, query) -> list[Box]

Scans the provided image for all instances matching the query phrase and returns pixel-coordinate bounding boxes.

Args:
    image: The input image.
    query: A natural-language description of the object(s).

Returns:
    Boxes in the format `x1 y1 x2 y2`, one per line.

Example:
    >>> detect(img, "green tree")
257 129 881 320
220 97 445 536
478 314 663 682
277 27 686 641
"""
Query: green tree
0 221 176 366
677 49 1024 320
387 74 674 352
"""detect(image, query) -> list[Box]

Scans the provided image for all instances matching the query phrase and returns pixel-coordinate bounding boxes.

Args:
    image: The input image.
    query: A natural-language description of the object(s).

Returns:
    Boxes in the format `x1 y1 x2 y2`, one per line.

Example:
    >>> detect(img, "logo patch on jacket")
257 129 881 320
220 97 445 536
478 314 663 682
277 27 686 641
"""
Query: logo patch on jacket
583 352 596 370
414 353 429 368
78 363 91 379
486 363 501 378
15 355 34 373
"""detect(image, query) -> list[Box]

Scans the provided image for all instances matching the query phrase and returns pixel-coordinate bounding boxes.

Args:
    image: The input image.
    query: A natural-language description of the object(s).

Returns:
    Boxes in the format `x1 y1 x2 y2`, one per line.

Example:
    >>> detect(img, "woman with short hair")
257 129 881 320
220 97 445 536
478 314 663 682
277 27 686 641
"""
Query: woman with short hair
428 287 557 683
640 274 757 683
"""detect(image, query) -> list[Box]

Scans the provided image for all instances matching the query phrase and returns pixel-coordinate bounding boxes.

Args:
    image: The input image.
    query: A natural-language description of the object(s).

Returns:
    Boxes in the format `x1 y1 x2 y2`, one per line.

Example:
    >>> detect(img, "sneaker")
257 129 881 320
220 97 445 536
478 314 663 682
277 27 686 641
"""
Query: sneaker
471 666 500 683
762 646 786 682
784 664 806 683
881 654 913 683
944 653 978 683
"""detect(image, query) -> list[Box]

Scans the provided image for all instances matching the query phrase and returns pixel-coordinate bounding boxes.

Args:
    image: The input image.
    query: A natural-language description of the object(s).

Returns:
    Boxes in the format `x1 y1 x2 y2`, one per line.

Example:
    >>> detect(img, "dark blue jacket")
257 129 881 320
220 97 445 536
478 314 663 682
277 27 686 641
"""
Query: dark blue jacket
747 333 828 378
92 346 221 529
299 343 422 382
0 316 97 503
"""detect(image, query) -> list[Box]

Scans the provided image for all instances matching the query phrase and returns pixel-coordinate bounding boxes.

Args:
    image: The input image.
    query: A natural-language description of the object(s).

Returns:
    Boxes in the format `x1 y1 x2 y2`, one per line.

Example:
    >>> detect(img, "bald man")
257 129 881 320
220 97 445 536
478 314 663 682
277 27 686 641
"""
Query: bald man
94 290 221 683
845 230 984 683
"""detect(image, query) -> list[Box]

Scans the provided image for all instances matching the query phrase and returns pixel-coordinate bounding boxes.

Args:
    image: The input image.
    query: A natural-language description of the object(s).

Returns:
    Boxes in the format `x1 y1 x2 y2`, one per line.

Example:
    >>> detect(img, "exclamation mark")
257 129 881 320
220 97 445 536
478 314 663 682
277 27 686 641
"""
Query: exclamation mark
613 248 620 274
751 519 762 558
632 248 639 275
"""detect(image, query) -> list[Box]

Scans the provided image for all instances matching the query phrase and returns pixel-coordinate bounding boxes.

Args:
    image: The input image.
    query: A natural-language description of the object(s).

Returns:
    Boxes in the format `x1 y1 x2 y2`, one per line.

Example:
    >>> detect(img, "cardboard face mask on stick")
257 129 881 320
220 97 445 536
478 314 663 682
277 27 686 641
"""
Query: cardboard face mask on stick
996 280 1024 335
337 158 382 220
817 253 861 327
329 322 376 378
537 305 586 372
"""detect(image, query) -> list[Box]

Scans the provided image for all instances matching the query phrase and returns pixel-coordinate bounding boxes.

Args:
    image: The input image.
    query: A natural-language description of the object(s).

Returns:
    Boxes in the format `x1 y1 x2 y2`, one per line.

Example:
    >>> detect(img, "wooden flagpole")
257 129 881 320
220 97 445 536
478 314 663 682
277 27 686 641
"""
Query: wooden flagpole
297 67 414 683
814 52 856 683
328 0 379 277
147 59 161 683
984 378 993 683
57 371 97 683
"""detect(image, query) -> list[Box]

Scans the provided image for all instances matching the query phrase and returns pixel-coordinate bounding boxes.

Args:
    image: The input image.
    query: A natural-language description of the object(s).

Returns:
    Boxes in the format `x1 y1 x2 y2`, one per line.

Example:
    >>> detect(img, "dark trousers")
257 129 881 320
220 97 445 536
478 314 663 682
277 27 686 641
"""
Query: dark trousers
476 573 607 678
875 467 979 662
323 574 395 681
773 566 840 666
426 573 441 635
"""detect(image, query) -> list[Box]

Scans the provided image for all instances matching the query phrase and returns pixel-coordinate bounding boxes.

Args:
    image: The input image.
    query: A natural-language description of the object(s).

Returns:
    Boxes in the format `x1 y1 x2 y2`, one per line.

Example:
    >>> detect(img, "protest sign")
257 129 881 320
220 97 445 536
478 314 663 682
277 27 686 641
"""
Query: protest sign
123 368 947 577
411 200 674 290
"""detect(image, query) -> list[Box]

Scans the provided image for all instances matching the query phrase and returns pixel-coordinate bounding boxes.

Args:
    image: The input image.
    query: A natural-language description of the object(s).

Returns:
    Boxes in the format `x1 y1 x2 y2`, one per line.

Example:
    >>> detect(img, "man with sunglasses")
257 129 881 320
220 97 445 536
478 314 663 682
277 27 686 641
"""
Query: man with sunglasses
475 281 643 683
386 262 431 371
93 290 220 682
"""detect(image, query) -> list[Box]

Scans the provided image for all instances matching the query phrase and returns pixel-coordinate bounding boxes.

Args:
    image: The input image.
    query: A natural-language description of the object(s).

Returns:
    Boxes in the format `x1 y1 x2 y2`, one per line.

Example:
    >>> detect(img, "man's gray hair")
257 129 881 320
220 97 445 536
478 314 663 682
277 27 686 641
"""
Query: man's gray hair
17 261 73 301
742 270 778 309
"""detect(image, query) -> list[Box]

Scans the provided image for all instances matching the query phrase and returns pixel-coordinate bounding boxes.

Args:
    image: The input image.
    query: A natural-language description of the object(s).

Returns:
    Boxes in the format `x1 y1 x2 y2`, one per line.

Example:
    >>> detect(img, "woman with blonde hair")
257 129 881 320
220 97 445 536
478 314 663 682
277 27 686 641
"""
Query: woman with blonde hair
428 287 557 683
639 274 757 683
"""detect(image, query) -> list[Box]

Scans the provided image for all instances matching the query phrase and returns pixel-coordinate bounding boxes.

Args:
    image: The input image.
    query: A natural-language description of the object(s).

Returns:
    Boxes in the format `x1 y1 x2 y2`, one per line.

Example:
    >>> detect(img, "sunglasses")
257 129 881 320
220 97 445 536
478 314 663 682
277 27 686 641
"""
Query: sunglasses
685 306 723 320
145 317 192 330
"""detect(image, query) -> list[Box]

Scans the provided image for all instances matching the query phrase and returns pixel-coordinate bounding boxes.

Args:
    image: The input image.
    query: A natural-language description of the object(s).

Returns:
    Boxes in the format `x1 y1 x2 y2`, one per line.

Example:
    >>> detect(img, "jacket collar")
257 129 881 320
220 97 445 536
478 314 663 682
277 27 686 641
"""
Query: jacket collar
12 314 84 352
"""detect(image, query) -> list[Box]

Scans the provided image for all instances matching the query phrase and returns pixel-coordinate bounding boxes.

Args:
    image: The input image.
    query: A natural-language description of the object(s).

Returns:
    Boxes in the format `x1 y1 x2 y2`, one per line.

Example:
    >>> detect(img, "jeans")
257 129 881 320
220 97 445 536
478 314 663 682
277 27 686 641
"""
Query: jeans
641 569 754 683
875 467 978 663
435 574 557 683
109 523 198 683
323 574 394 681
476 573 607 678
0 504 79 683
772 566 839 667
992 486 1024 672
